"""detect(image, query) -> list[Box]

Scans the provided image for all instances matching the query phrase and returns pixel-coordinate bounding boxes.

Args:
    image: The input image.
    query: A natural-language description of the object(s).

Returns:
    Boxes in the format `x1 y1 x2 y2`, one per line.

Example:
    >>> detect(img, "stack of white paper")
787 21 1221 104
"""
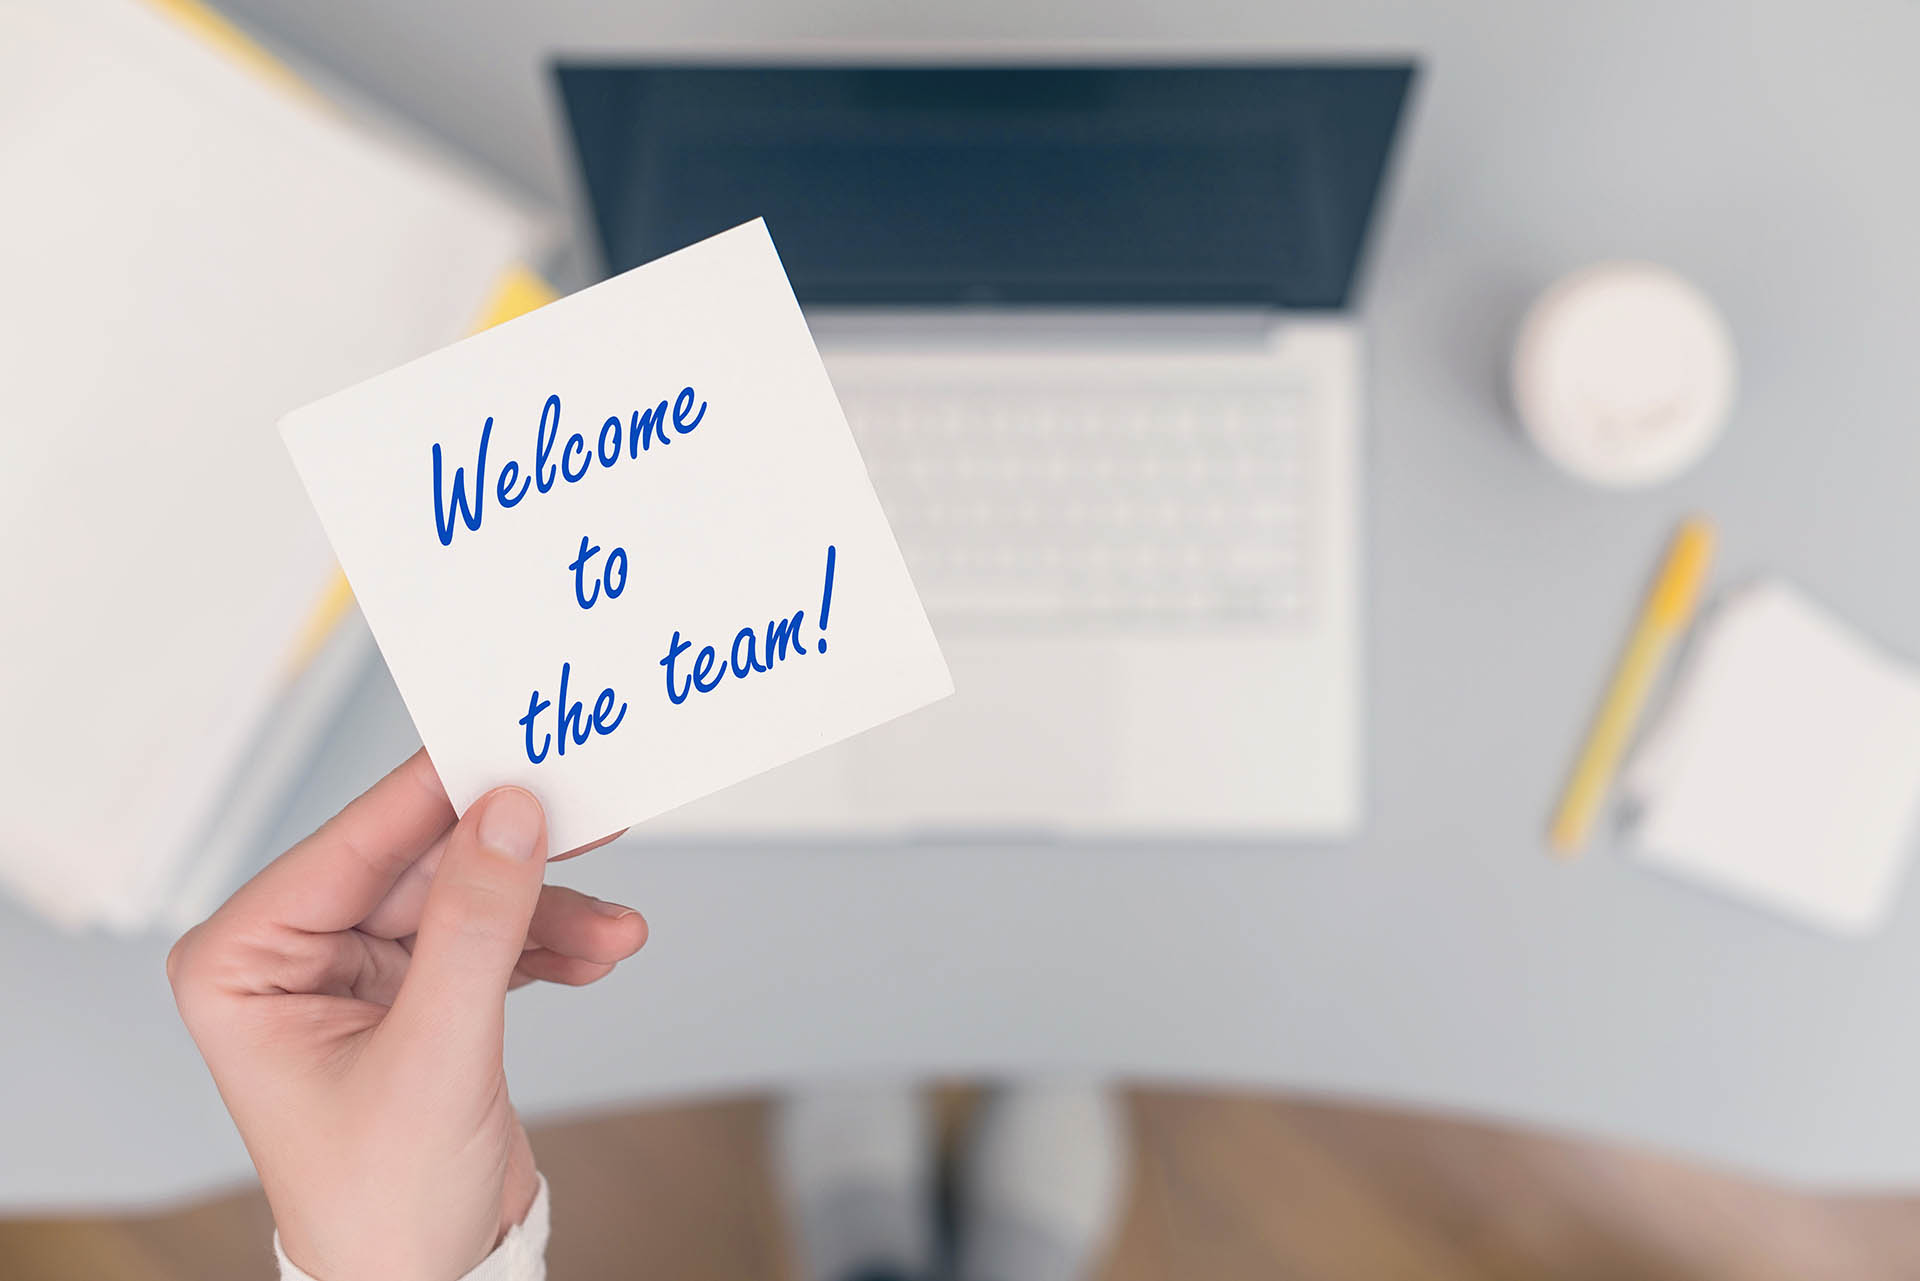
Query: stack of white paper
1623 580 1920 936
0 0 539 930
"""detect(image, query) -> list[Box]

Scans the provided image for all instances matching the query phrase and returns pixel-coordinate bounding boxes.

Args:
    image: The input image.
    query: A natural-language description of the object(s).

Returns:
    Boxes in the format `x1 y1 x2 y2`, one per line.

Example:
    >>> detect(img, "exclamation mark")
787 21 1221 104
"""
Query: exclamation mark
816 545 836 653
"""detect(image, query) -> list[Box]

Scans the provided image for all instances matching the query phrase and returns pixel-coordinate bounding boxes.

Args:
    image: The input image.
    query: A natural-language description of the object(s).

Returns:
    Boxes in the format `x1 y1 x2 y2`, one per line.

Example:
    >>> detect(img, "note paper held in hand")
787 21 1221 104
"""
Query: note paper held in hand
280 220 952 851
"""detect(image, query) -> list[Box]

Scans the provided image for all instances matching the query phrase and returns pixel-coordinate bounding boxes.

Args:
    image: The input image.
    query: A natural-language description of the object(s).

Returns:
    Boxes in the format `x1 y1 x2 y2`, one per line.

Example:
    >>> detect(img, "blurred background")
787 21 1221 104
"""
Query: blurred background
6 0 1920 1277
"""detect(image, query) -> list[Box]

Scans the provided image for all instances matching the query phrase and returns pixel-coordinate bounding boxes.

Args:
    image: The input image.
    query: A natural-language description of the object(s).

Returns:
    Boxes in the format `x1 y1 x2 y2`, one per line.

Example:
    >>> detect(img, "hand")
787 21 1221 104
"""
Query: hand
167 750 647 1281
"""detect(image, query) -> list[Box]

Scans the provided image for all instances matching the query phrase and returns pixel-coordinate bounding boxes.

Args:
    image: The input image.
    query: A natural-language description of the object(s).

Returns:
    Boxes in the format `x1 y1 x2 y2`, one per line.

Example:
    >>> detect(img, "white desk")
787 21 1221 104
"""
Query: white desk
9 0 1920 1209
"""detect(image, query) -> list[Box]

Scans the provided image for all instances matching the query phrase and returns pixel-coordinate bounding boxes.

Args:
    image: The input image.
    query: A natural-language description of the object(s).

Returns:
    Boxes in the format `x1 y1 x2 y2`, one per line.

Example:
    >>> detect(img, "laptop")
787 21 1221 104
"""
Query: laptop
553 64 1414 838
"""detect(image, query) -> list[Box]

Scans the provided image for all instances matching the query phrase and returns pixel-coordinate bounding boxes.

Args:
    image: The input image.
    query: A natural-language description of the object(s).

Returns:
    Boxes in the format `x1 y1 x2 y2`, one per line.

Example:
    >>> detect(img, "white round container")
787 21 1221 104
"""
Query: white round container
1511 262 1736 488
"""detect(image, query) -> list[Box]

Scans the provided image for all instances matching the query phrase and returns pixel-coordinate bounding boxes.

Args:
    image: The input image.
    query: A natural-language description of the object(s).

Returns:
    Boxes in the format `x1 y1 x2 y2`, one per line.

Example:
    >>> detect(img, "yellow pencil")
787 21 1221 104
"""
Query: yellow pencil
1549 517 1716 858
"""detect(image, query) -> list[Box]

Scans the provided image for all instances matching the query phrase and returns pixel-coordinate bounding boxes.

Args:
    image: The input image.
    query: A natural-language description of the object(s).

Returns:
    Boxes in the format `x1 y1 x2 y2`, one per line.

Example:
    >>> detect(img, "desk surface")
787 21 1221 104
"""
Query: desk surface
11 0 1920 1209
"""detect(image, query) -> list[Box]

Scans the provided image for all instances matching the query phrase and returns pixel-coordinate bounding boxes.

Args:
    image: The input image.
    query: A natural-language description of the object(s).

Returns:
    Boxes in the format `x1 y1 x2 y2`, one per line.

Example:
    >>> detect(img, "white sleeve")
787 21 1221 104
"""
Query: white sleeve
273 1175 551 1281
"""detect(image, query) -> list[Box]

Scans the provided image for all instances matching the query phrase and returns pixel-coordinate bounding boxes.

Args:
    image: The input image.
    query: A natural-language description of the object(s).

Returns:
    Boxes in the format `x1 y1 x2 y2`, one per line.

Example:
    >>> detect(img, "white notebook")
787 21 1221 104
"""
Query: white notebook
0 0 539 929
1624 581 1920 936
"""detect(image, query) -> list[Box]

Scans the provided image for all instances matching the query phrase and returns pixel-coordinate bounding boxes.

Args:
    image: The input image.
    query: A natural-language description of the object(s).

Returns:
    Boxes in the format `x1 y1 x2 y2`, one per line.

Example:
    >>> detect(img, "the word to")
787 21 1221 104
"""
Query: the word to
570 535 628 611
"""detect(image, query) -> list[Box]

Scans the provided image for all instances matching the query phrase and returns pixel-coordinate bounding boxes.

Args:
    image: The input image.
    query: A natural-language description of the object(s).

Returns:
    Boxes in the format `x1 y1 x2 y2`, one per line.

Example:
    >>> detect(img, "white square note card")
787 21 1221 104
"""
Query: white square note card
281 220 952 851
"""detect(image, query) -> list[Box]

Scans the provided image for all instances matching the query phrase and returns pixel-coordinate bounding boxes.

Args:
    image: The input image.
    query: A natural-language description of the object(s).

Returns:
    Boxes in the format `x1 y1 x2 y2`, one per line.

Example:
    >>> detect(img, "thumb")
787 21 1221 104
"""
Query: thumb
385 787 548 1067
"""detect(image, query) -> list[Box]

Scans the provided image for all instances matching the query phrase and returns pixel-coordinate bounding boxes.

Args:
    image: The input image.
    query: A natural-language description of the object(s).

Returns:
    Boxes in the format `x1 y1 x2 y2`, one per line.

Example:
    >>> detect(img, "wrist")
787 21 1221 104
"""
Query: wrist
275 1175 551 1281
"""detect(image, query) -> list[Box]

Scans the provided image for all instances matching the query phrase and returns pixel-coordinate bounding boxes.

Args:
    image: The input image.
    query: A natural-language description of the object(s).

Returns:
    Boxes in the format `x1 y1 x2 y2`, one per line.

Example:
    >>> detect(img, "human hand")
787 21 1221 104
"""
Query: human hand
168 750 647 1281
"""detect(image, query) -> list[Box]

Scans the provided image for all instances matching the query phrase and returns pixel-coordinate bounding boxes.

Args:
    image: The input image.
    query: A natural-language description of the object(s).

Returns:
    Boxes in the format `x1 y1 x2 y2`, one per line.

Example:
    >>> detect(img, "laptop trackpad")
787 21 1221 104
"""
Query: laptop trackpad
845 640 1117 828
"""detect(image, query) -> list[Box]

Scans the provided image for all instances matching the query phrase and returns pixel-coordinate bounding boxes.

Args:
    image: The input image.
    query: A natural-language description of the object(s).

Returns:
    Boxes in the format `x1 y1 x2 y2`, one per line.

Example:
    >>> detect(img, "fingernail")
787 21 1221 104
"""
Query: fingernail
479 789 543 861
590 898 637 920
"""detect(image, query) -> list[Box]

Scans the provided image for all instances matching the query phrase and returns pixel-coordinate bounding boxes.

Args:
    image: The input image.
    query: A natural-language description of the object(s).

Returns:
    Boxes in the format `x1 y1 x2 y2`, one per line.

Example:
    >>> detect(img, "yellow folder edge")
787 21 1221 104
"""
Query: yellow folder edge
283 269 560 671
144 0 314 99
141 0 559 674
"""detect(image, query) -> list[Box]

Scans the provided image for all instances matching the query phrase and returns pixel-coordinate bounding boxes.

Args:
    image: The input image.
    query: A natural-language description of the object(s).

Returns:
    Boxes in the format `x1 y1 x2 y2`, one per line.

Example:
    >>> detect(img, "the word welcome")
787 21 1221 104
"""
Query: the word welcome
432 387 708 547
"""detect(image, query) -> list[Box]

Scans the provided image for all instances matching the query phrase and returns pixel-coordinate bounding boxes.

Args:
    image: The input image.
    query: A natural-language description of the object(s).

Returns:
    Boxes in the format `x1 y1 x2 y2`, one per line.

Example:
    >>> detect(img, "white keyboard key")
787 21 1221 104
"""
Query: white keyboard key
845 385 1313 626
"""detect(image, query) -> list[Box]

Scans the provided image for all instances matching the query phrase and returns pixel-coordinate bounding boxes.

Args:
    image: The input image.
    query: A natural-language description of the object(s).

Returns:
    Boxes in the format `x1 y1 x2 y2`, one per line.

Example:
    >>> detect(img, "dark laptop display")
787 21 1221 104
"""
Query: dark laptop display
554 64 1414 308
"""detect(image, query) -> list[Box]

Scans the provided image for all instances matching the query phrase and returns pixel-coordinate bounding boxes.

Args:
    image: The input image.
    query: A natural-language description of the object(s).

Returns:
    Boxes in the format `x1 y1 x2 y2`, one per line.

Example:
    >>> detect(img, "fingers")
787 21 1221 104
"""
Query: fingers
513 948 617 987
356 828 453 940
526 886 648 966
381 788 548 1068
358 827 628 940
349 888 646 1005
224 750 455 935
549 828 628 863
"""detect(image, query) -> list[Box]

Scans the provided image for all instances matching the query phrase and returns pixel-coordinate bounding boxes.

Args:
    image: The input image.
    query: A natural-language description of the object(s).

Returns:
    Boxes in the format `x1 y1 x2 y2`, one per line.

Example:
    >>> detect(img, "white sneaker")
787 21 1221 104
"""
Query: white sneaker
773 1083 937 1281
957 1082 1130 1281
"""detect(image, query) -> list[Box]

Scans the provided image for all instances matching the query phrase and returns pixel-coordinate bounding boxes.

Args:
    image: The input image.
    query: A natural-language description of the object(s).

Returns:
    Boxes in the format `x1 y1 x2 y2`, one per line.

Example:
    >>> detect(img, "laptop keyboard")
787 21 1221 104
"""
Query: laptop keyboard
843 385 1314 627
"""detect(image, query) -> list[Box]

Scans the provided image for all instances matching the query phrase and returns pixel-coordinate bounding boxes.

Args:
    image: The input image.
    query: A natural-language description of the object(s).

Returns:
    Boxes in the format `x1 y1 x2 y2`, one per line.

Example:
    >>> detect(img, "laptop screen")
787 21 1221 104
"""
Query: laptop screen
554 64 1414 309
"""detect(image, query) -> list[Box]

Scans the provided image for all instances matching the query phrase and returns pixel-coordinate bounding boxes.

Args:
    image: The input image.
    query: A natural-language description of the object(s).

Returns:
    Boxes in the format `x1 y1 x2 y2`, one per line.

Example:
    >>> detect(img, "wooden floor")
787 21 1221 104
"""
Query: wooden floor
8 1087 1920 1280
